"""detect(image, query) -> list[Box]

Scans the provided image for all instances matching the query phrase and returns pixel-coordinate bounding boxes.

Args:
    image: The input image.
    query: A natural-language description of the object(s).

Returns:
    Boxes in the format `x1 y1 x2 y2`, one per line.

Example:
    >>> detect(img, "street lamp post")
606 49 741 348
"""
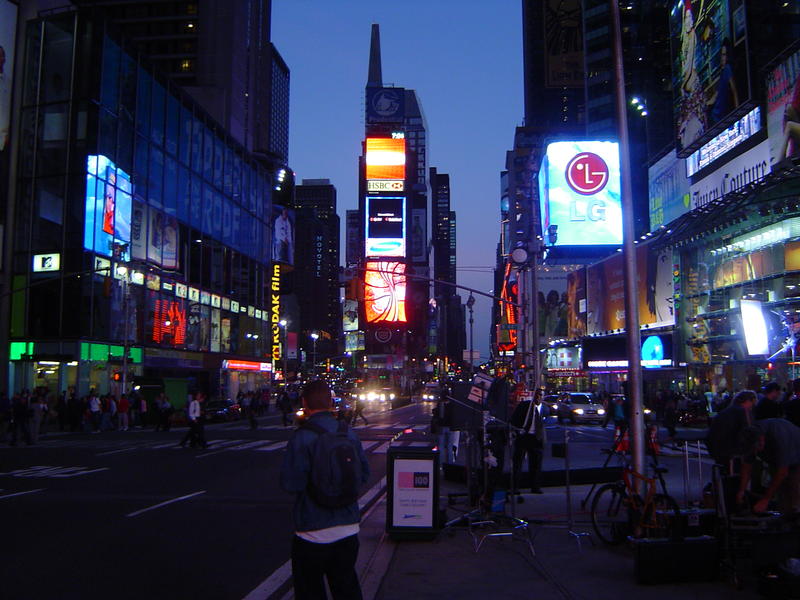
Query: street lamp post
279 319 288 384
466 294 475 376
310 332 319 377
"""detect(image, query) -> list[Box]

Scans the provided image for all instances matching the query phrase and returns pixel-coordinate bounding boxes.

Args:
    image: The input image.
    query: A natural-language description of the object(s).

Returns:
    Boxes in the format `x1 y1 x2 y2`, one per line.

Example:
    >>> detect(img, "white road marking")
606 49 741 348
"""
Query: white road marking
372 442 391 454
361 441 380 452
0 466 109 479
0 488 45 500
96 447 137 456
253 441 287 452
228 440 274 451
242 478 387 600
150 441 182 449
407 442 430 447
126 490 206 518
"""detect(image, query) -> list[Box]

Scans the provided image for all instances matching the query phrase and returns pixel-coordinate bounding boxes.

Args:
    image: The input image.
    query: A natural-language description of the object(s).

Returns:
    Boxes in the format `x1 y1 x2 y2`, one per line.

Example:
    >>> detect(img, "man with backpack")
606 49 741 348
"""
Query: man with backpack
280 380 370 600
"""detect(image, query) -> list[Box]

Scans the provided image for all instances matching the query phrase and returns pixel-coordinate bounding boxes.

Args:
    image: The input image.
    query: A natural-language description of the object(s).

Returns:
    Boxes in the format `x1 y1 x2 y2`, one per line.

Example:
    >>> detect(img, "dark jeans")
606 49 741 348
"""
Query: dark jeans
181 420 207 448
513 434 543 492
291 534 362 600
484 428 507 504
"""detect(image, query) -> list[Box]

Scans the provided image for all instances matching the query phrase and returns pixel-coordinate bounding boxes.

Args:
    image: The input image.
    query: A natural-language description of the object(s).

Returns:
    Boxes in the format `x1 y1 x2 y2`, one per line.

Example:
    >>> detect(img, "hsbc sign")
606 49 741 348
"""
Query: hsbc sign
367 180 404 192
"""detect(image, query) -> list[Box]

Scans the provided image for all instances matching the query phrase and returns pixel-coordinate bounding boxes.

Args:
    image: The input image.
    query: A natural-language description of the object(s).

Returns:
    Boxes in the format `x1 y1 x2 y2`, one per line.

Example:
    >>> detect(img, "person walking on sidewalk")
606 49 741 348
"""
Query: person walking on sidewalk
278 387 293 427
10 394 32 446
117 394 130 431
281 380 370 600
88 391 101 433
511 388 546 496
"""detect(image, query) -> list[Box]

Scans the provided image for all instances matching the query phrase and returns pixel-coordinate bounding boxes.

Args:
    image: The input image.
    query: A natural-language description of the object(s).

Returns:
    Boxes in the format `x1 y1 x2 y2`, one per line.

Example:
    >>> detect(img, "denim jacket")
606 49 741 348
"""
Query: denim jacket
280 411 370 532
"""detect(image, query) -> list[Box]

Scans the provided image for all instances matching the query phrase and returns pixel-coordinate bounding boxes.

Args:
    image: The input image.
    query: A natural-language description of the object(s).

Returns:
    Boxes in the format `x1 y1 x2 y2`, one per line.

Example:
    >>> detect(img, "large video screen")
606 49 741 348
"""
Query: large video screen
365 137 405 180
85 155 132 259
670 0 749 152
539 141 622 246
366 196 405 257
364 261 407 323
766 47 800 167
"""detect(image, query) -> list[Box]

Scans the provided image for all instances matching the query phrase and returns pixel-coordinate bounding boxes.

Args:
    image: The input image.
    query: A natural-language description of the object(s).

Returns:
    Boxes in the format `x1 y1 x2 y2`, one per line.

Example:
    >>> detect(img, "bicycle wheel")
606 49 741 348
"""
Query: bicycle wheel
640 493 681 540
591 483 631 545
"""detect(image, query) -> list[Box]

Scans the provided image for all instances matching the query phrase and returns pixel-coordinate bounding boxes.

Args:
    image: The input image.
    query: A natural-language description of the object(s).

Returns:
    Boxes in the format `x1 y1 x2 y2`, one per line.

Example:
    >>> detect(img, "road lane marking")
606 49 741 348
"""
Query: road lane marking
242 477 387 600
126 490 206 518
229 441 274 451
361 441 380 452
0 488 45 500
372 442 391 454
407 442 430 447
96 447 137 456
253 441 287 452
0 466 109 478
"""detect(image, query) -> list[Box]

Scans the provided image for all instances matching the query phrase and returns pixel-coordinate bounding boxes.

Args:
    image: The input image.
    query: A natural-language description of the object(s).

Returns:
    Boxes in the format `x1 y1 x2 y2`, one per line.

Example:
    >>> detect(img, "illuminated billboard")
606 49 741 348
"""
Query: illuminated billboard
272 205 295 265
364 261 407 323
152 299 186 346
366 138 406 180
366 196 405 258
539 141 622 246
343 299 359 332
84 155 132 259
766 46 800 167
670 0 749 153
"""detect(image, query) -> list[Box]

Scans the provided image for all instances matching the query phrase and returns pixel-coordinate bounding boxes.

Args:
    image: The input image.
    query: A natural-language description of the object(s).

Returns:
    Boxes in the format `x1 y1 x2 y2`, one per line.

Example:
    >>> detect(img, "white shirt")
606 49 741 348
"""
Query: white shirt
296 523 359 544
89 396 100 412
188 399 200 420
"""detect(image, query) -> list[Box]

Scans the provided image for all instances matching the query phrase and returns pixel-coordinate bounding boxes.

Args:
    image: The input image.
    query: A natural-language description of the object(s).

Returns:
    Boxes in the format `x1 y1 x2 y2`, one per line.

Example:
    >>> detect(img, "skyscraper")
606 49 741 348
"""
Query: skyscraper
294 179 341 359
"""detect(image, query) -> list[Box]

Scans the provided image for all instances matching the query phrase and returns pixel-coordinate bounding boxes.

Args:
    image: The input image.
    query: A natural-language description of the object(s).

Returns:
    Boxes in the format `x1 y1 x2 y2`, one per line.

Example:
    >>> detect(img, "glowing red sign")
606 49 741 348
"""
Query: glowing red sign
565 152 609 195
152 299 186 346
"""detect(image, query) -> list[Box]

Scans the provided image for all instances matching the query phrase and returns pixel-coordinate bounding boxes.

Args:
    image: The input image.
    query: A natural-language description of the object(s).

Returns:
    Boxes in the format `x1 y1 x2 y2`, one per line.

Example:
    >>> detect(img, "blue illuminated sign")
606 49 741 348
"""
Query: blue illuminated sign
84 155 132 259
641 335 671 368
539 141 622 246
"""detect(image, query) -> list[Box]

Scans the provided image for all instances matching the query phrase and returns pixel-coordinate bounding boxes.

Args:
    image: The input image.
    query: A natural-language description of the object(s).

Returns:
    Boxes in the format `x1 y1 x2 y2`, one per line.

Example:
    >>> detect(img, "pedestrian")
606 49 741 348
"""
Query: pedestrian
0 392 10 442
10 394 32 446
782 379 800 428
118 394 130 431
279 387 293 427
30 395 46 444
57 389 68 432
663 393 679 441
737 418 800 514
248 393 259 430
707 389 755 467
511 388 545 496
88 391 101 433
180 393 207 448
280 380 370 600
100 395 113 431
350 397 368 426
755 382 784 420
138 394 149 428
161 395 173 431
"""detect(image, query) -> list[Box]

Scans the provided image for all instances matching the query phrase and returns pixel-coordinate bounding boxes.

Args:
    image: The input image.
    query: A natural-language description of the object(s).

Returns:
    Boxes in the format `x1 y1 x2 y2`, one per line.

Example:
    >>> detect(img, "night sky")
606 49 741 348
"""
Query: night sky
272 0 523 359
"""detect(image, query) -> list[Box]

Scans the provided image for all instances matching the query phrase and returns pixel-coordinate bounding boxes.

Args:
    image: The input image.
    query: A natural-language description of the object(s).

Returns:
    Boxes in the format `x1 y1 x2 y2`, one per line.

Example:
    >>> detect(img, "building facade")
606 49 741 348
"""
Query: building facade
4 10 285 403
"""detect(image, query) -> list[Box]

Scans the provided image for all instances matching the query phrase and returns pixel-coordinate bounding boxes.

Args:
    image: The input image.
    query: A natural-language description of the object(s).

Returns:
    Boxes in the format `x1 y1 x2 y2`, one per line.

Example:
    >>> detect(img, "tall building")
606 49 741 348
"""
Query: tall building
521 0 585 131
0 6 284 400
294 180 341 361
73 0 289 168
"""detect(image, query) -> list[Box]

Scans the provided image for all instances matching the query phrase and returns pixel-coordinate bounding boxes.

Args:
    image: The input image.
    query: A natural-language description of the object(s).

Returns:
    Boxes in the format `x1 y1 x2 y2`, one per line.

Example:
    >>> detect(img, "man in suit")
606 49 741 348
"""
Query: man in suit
511 388 546 496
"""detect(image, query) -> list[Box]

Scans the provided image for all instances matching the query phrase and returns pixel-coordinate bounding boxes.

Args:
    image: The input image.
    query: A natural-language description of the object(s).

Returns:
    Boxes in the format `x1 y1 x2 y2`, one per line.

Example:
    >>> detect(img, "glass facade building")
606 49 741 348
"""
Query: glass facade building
9 12 279 400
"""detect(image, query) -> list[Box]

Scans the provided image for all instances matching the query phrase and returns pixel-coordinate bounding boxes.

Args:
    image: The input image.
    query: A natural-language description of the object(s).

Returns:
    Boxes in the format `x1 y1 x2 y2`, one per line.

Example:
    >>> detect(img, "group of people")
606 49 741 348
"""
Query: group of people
707 381 800 515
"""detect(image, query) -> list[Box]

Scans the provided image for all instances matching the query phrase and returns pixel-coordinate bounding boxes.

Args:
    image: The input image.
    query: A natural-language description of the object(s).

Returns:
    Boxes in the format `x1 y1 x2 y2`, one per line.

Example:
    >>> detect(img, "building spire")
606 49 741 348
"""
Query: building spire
367 23 383 88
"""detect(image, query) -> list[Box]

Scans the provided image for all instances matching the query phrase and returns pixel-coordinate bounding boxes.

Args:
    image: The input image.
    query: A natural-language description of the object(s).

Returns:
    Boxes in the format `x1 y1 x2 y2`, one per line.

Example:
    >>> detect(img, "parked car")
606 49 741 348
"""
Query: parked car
204 399 242 422
555 392 605 424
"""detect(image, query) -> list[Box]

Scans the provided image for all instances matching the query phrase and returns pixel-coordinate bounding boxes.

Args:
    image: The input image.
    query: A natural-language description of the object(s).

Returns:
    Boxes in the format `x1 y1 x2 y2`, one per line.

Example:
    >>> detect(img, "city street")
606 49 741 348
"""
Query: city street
1 399 684 600
0 402 431 600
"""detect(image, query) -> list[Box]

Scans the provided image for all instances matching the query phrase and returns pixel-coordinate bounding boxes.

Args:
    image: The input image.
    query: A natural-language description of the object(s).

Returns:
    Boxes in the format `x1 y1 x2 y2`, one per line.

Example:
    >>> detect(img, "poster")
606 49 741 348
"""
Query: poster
391 458 435 528
648 150 690 230
765 46 800 166
84 155 132 259
543 0 584 88
0 0 17 154
670 0 749 151
343 299 358 332
272 205 295 265
221 317 231 353
210 308 220 353
566 268 586 339
537 267 569 340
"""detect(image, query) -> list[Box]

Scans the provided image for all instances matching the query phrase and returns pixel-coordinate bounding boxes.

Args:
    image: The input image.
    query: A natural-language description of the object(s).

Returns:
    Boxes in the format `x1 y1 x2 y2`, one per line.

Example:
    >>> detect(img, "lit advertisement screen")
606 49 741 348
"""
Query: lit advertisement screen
152 298 187 346
741 299 768 355
364 261 407 323
366 137 405 180
539 141 622 246
670 0 749 152
366 196 405 257
85 155 132 259
766 47 800 167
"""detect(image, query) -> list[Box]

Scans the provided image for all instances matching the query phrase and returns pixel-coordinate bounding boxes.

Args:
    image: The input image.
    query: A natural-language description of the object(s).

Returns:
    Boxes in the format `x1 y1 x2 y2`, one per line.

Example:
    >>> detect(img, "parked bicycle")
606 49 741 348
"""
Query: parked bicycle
590 449 681 545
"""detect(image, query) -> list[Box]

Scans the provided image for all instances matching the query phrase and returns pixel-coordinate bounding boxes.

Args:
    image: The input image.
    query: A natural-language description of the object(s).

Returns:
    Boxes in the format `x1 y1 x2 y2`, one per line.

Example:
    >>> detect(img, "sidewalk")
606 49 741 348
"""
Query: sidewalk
359 481 761 600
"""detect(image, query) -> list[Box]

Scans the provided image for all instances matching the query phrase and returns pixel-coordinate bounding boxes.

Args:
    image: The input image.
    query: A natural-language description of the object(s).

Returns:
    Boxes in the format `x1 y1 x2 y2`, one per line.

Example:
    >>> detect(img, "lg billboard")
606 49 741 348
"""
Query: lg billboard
539 141 622 246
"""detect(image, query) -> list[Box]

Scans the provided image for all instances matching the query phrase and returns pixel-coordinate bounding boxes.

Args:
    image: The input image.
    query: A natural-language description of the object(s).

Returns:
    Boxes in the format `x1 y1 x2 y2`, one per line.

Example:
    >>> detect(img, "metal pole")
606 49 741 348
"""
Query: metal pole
530 250 540 392
283 326 288 383
121 276 129 400
467 294 475 376
610 0 645 479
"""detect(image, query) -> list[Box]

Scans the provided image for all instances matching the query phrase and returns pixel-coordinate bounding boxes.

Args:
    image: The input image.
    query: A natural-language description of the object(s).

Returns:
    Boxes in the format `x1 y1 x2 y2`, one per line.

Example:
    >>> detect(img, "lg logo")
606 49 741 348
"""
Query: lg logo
565 152 609 195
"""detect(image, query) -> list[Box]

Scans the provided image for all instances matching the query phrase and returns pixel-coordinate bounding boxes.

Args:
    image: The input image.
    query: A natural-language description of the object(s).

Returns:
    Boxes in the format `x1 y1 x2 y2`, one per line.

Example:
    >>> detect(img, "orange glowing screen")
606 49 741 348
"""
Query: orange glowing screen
365 138 406 180
364 261 407 323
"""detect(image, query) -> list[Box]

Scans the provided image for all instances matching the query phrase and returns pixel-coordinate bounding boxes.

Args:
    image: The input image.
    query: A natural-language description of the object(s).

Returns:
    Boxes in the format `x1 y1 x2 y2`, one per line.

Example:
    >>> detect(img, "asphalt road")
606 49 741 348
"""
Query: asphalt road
0 401 434 600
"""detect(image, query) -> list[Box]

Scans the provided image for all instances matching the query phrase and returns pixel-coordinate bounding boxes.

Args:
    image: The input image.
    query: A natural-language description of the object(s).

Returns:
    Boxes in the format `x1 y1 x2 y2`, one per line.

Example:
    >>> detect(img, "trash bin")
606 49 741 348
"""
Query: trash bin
386 445 440 540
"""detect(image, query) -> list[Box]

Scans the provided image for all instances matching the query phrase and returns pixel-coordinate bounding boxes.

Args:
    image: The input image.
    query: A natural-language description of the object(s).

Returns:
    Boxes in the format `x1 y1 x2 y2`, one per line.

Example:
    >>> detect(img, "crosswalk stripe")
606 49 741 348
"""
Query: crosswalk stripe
372 442 391 454
228 441 274 451
407 442 430 447
253 441 287 452
361 441 380 452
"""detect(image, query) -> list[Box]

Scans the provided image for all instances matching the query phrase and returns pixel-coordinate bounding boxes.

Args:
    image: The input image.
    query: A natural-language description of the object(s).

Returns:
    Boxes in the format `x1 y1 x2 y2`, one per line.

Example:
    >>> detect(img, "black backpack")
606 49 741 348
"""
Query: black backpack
302 420 362 508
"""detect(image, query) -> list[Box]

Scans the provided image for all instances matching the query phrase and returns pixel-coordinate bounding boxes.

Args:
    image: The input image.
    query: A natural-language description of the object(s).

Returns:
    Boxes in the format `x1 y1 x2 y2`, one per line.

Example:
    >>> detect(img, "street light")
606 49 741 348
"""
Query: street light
466 294 476 376
279 319 288 384
310 332 319 377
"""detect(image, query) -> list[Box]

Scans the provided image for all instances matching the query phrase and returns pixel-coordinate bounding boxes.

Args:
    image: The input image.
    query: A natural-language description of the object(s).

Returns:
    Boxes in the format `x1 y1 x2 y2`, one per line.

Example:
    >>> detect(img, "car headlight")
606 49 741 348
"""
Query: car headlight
552 403 559 410
359 394 366 400
380 394 386 401
295 409 304 417
597 408 606 415
367 392 377 401
573 408 584 415
644 408 652 415
390 393 396 399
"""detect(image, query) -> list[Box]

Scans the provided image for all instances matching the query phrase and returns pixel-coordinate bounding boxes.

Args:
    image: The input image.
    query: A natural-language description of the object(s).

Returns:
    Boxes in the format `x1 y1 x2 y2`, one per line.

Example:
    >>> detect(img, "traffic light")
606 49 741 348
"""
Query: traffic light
112 372 122 382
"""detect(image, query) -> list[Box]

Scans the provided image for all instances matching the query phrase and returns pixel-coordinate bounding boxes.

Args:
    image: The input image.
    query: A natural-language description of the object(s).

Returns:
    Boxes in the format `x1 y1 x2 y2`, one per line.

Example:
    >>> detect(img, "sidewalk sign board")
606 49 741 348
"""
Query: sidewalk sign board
386 446 440 540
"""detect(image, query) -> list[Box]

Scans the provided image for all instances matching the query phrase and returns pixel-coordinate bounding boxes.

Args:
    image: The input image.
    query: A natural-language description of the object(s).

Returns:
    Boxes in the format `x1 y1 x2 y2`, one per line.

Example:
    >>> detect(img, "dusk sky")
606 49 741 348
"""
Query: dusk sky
272 0 524 360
